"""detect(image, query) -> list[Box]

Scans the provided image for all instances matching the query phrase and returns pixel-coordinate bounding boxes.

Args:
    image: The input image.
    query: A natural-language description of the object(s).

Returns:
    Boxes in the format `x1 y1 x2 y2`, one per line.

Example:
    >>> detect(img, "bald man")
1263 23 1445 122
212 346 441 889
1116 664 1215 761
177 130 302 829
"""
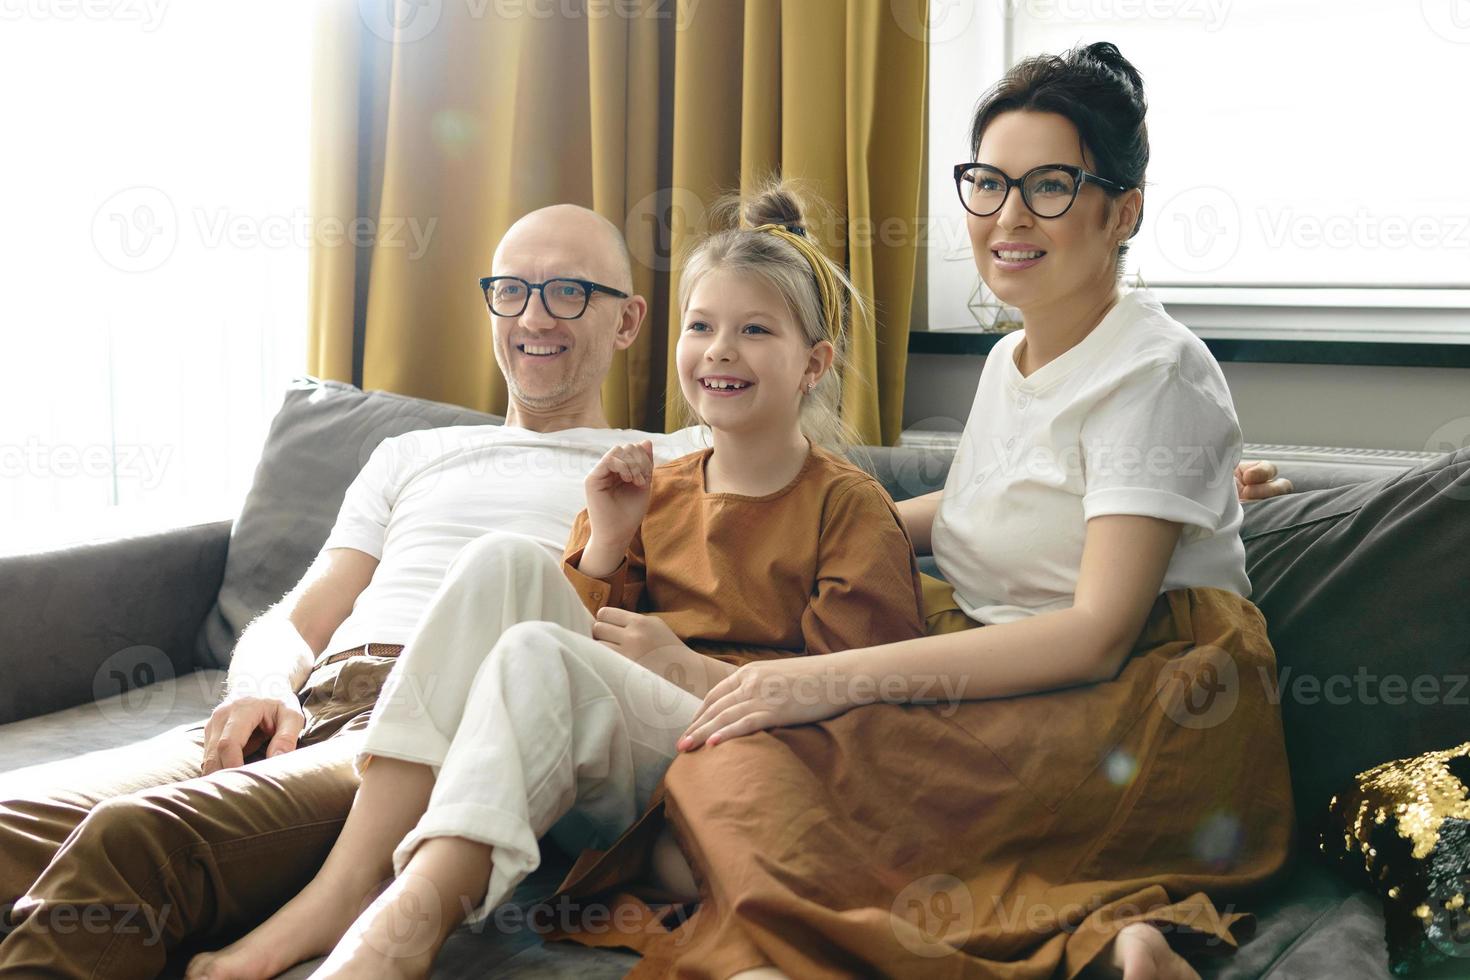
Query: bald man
0 204 1292 977
0 205 714 978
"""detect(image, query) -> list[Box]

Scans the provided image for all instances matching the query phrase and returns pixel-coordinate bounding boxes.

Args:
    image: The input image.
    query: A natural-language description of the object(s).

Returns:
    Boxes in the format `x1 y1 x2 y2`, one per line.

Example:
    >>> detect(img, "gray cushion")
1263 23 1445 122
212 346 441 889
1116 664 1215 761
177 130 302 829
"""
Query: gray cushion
1240 449 1470 839
196 378 503 669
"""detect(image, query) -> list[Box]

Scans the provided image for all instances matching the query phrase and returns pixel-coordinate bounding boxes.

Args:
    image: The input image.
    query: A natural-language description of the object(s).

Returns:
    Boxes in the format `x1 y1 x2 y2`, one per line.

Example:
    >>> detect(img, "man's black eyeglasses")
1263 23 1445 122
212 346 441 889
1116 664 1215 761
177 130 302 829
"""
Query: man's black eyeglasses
478 276 629 320
953 163 1130 220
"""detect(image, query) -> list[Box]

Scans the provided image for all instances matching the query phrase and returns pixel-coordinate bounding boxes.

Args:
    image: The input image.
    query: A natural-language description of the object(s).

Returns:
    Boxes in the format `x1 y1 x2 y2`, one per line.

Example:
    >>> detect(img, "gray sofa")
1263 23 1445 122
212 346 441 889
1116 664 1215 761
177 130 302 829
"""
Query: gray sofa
2 376 1466 979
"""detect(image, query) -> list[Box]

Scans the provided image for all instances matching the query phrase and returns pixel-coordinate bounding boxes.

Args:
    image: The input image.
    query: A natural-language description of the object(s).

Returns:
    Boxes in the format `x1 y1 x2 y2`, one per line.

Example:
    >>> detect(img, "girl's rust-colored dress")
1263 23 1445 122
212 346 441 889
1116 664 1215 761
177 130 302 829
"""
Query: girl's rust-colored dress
542 574 1295 979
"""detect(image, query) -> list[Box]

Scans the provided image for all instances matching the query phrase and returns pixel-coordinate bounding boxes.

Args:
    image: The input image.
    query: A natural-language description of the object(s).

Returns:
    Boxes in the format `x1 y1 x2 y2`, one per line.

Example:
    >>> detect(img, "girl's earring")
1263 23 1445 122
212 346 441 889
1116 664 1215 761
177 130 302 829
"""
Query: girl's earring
806 381 816 393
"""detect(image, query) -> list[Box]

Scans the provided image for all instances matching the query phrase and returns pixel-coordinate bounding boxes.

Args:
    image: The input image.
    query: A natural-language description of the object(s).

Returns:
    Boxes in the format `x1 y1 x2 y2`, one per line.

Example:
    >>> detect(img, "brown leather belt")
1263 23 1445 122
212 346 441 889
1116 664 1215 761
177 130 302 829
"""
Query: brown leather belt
312 641 406 671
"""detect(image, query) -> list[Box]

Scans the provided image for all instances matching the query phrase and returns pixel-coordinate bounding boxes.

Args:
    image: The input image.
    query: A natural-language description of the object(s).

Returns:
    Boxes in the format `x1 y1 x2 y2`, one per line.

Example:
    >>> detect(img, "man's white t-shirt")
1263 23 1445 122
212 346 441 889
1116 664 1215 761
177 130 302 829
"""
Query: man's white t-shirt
931 289 1250 626
319 423 709 656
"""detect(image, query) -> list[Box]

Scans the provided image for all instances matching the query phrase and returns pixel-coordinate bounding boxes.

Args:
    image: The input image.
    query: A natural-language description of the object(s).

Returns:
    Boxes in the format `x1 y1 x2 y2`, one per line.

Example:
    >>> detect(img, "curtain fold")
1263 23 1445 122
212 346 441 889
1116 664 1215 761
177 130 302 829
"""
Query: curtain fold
309 0 928 443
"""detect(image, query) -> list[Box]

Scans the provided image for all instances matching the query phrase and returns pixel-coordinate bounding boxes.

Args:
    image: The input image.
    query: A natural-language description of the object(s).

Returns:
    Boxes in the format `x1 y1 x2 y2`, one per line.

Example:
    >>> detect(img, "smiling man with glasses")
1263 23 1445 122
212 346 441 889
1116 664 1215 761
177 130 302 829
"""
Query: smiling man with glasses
474 219 647 430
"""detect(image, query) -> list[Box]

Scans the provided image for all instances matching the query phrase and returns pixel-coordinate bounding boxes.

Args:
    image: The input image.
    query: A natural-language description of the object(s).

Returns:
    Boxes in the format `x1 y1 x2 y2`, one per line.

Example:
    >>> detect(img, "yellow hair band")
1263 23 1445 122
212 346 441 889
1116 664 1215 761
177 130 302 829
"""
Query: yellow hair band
747 223 843 345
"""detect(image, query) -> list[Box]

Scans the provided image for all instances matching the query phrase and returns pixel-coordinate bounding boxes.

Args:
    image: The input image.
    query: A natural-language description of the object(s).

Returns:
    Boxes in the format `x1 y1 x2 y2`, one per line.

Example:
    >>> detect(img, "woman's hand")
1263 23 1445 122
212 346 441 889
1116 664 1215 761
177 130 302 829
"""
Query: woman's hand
580 440 654 577
1235 459 1293 501
676 657 850 751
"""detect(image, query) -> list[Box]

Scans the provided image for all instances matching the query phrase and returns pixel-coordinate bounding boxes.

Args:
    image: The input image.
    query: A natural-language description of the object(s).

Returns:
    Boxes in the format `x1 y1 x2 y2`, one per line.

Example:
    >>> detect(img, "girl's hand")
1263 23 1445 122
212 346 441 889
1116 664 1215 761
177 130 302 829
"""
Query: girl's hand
594 609 736 701
675 658 849 751
581 441 654 574
592 607 686 662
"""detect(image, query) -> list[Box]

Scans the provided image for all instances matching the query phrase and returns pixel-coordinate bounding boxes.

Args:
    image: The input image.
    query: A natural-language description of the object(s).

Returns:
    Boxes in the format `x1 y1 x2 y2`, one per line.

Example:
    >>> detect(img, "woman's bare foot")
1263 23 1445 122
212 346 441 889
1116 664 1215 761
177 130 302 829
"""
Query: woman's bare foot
184 875 387 980
1104 922 1201 980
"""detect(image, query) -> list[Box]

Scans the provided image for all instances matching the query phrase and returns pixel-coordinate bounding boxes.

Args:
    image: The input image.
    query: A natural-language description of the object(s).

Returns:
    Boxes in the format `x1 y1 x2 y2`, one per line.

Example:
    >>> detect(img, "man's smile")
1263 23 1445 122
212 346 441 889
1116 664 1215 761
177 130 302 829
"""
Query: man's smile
516 343 569 358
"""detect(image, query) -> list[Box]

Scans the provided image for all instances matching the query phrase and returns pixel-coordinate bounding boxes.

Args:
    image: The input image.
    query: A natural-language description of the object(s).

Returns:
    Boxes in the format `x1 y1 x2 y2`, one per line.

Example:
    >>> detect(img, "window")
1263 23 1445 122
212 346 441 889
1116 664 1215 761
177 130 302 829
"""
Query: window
0 3 313 555
920 0 1470 342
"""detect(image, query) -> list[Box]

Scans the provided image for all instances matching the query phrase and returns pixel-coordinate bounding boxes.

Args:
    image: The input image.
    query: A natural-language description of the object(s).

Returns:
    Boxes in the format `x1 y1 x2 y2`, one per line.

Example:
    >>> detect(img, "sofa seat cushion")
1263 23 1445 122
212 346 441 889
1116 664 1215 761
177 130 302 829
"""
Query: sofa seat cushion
0 669 224 777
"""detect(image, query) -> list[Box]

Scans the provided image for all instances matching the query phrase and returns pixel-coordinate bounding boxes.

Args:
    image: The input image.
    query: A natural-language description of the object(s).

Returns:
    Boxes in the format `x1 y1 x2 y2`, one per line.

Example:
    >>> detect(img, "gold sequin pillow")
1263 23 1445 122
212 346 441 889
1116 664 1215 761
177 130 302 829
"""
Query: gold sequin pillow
1323 741 1470 975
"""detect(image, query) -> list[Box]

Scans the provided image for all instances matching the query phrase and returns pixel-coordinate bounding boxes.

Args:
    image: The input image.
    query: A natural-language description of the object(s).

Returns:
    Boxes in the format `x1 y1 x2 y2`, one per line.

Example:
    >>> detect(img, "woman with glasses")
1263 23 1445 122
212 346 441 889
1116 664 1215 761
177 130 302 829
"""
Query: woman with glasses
546 42 1293 980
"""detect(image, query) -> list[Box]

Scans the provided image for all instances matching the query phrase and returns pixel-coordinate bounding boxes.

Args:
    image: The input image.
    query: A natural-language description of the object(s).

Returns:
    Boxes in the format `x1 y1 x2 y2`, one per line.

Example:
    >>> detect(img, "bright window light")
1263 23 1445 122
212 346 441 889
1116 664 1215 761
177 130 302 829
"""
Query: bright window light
0 2 313 555
1011 0 1470 288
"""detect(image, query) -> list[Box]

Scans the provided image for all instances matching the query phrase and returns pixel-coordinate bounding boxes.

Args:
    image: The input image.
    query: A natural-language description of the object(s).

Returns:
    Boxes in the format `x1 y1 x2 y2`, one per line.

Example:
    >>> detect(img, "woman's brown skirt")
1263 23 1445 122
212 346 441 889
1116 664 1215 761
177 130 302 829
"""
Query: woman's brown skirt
541 583 1295 979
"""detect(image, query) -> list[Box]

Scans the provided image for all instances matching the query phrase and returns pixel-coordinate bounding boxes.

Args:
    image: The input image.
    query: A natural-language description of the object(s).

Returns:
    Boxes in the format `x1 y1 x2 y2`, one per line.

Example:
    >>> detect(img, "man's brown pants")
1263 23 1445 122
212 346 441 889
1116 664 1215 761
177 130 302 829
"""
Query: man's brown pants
0 643 402 979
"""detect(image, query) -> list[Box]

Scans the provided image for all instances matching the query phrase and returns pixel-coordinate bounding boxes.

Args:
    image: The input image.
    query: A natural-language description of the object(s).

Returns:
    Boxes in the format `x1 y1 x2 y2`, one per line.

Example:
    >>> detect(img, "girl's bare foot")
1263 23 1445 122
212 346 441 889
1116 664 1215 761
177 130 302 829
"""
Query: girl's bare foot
1103 922 1201 980
185 876 386 980
307 869 450 980
728 970 791 980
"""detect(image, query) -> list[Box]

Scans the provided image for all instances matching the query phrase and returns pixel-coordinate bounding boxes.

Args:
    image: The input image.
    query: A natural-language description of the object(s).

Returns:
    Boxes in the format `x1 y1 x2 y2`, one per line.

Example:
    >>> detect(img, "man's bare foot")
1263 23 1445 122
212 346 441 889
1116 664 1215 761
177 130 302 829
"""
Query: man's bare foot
1102 922 1201 980
307 871 448 980
185 876 386 980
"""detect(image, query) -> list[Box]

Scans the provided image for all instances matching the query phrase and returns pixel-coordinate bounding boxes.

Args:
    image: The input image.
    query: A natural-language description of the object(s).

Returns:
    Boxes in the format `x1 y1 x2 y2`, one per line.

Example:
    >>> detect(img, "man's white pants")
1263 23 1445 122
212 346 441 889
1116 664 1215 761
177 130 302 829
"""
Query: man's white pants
358 531 703 922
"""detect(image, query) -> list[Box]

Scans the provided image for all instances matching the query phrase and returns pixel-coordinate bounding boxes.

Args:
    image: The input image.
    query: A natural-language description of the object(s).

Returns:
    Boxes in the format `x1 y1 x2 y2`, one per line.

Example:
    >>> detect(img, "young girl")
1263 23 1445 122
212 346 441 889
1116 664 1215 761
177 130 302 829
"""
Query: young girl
546 44 1294 980
185 183 924 979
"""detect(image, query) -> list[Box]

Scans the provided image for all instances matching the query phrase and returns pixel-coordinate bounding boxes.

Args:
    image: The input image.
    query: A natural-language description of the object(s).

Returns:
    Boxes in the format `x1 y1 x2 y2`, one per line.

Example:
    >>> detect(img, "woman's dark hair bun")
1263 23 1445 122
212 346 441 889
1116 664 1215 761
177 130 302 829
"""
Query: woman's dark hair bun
1079 41 1145 106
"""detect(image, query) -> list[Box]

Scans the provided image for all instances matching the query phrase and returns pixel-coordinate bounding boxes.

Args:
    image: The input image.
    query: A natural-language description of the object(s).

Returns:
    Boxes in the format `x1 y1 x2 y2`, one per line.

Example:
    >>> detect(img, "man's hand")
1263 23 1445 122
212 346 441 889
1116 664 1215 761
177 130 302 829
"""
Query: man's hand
1235 459 1294 501
201 692 305 774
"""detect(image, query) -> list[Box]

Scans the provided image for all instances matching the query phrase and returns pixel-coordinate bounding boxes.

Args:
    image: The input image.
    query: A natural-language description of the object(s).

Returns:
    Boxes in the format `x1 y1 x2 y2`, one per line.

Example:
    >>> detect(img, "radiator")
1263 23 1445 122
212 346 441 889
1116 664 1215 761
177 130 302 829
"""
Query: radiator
897 430 1441 472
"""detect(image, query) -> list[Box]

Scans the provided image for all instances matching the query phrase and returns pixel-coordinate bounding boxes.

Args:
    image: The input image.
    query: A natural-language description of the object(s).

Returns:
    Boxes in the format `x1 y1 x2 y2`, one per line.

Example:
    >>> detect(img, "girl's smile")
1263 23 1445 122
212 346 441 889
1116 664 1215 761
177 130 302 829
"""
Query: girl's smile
697 374 755 396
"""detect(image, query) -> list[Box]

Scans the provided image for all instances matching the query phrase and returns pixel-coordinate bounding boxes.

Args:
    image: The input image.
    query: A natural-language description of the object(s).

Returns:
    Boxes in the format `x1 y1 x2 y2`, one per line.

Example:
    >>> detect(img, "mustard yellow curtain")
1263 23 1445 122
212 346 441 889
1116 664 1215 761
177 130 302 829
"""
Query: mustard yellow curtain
308 0 928 444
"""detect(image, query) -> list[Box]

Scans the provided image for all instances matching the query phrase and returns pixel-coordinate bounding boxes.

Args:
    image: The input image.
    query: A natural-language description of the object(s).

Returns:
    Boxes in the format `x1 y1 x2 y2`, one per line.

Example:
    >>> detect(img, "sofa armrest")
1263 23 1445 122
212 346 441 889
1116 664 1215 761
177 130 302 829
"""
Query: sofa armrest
0 520 231 725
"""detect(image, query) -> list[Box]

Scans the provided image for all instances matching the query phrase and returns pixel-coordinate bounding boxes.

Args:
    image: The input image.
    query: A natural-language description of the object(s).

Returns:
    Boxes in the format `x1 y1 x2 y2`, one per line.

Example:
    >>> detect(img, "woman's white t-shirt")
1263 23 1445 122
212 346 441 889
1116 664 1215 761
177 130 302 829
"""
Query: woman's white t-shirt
931 289 1250 625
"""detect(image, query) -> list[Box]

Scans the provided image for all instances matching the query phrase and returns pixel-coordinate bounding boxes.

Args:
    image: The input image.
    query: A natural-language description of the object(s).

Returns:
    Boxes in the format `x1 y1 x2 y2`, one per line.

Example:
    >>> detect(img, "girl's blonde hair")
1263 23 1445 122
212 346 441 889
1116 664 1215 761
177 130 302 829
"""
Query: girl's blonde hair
673 179 868 451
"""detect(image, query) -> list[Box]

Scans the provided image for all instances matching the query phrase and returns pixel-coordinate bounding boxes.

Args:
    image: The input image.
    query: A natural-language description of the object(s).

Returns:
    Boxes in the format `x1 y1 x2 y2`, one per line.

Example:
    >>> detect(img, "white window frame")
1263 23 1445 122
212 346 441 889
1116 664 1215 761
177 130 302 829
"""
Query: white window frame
919 0 1470 346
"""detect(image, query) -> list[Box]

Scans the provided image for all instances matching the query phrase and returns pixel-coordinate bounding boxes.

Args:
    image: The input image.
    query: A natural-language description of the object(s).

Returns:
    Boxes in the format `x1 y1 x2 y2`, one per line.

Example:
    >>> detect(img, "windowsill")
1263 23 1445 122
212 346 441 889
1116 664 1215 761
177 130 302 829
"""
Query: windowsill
909 330 1470 368
913 287 1470 367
